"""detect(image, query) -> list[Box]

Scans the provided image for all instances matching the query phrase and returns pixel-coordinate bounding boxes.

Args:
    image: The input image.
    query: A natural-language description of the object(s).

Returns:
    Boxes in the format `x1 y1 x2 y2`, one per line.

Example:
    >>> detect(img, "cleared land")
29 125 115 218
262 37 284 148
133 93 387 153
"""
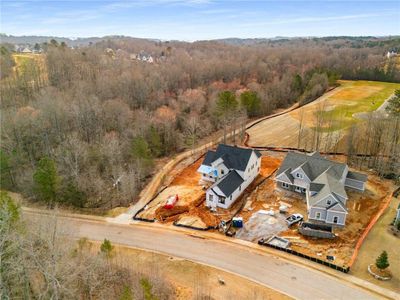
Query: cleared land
351 197 400 293
246 80 400 150
233 156 394 268
136 155 282 229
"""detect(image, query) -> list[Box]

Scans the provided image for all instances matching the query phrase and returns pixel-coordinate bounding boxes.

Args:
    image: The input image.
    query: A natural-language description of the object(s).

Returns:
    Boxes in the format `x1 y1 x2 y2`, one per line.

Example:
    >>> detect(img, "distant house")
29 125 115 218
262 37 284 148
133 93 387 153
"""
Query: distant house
135 51 154 63
197 144 261 209
21 47 32 53
387 50 397 58
275 151 367 226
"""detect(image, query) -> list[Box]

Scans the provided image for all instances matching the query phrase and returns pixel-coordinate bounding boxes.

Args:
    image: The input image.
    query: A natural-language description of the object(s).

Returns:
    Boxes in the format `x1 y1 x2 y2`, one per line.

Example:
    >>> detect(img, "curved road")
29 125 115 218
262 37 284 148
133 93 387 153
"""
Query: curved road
23 209 394 300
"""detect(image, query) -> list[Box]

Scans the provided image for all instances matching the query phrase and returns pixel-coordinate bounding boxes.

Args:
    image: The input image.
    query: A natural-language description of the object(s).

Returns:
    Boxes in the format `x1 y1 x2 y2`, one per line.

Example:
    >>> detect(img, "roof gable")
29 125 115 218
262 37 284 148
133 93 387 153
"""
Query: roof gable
276 151 347 182
212 170 244 197
201 144 256 172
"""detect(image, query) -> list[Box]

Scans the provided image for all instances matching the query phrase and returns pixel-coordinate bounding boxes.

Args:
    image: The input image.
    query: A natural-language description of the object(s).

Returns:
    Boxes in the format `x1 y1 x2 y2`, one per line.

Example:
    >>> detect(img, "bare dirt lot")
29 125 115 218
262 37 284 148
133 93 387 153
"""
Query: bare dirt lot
136 158 205 222
235 168 394 268
174 155 282 229
136 155 282 230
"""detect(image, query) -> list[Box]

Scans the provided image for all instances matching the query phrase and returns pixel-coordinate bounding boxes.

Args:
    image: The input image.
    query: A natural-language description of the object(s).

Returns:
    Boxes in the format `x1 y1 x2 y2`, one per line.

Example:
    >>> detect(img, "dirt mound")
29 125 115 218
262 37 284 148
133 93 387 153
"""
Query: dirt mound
156 205 189 222
191 207 219 227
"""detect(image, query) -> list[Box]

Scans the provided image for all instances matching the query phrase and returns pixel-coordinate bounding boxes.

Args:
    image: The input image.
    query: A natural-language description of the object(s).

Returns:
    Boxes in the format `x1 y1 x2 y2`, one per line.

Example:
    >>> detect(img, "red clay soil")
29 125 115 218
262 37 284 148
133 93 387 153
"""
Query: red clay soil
170 158 202 186
155 205 190 222
174 155 283 228
259 156 282 177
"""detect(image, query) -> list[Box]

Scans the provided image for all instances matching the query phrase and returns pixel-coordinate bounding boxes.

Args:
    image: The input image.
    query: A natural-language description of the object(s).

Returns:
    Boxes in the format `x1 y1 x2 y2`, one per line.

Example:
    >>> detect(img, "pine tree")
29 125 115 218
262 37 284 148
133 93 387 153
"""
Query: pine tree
375 250 390 270
215 91 238 143
33 157 59 207
240 91 261 117
100 239 114 257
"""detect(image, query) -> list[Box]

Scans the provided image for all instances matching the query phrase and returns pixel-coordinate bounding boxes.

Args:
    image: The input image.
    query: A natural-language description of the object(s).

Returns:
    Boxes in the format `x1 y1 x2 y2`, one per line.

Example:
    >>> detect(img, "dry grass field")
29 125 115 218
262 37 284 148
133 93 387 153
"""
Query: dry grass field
104 243 292 300
351 197 400 293
246 80 400 150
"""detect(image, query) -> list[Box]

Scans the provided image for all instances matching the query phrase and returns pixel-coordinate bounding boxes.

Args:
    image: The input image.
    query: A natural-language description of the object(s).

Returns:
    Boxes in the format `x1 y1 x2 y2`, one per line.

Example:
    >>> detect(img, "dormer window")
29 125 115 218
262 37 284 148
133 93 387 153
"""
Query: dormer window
296 173 303 179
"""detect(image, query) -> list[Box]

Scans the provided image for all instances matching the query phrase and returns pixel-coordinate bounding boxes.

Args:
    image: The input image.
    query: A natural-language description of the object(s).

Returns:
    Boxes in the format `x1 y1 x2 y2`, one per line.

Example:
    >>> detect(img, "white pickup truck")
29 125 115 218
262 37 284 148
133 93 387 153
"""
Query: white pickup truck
286 213 303 226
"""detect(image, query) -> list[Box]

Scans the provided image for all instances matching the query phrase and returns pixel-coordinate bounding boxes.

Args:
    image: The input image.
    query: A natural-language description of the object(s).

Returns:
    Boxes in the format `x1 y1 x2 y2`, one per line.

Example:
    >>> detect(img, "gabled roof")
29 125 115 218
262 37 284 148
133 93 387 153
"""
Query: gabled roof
277 151 347 181
276 168 294 184
212 170 244 197
308 172 348 210
201 144 259 172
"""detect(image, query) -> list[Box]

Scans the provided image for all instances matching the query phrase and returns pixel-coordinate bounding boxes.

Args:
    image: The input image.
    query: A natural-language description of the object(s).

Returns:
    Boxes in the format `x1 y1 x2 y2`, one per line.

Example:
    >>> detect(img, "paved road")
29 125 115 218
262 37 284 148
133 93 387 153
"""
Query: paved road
23 210 387 300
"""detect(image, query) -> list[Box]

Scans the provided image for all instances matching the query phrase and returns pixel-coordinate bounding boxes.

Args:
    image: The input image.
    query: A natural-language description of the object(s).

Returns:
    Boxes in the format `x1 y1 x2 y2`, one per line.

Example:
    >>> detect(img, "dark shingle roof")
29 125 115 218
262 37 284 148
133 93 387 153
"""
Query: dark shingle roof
201 144 256 172
276 151 346 181
215 170 244 197
346 171 368 182
202 150 216 166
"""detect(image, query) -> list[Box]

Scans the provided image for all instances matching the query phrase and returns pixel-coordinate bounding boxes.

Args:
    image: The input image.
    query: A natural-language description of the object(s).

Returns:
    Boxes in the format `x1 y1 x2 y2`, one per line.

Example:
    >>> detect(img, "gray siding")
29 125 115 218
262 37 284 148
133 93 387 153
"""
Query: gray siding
277 181 294 191
309 207 327 221
345 178 365 191
326 210 346 226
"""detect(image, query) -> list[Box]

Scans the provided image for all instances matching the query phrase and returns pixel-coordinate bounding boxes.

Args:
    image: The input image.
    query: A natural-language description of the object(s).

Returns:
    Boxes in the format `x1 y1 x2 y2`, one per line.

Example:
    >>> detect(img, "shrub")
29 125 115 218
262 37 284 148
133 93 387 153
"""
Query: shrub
375 250 390 270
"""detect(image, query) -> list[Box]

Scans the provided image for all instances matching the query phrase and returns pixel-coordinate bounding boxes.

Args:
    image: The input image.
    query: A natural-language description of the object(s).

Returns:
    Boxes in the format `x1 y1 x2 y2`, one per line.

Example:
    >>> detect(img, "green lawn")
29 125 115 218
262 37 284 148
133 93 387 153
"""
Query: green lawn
315 80 400 132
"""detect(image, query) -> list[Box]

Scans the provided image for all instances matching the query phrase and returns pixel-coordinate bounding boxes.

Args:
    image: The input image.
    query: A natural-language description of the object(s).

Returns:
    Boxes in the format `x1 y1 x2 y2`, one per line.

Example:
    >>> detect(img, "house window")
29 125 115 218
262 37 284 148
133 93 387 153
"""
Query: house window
316 212 321 219
333 216 338 224
327 199 331 205
230 195 232 200
239 185 241 191
282 182 290 189
221 170 225 175
218 197 225 204
296 173 303 179
203 173 206 177
209 195 213 201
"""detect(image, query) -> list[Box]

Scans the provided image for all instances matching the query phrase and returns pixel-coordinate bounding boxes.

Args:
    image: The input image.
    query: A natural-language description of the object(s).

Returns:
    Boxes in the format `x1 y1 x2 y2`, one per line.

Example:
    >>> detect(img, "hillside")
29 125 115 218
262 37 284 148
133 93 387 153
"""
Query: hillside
1 36 399 212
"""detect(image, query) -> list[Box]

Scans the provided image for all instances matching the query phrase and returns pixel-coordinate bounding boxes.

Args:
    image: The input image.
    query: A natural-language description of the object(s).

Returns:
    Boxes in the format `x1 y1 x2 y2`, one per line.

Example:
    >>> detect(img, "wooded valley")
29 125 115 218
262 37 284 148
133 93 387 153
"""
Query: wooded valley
1 36 399 210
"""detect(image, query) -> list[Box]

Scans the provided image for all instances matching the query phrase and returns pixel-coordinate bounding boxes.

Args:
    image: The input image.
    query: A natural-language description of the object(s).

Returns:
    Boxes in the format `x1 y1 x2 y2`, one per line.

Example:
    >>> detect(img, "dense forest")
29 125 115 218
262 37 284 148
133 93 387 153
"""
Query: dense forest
1 36 399 210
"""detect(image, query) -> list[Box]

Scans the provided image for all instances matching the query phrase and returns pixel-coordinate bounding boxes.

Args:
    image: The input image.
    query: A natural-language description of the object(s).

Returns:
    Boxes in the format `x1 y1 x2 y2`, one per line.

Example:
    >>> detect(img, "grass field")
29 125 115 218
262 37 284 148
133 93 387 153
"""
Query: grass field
246 80 400 149
351 197 400 293
12 53 45 77
313 80 400 131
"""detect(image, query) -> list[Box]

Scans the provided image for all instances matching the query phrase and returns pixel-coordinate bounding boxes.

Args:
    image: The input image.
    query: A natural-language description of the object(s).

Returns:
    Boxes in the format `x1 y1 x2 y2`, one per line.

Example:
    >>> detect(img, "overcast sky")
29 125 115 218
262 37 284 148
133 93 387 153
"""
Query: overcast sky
1 0 399 41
